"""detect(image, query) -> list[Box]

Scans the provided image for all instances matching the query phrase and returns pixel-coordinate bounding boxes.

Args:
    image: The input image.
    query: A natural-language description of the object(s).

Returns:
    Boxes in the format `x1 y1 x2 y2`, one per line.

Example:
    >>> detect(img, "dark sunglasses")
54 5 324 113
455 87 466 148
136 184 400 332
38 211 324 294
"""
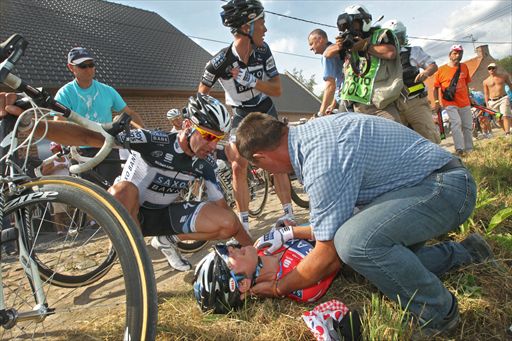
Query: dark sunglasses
488 67 496 70
77 62 95 69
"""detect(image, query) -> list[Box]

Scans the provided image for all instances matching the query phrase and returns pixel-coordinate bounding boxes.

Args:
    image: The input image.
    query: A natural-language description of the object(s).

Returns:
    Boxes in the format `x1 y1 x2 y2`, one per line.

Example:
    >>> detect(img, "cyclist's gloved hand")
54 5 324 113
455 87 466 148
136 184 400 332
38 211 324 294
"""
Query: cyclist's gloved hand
235 68 257 88
274 213 297 229
254 226 294 255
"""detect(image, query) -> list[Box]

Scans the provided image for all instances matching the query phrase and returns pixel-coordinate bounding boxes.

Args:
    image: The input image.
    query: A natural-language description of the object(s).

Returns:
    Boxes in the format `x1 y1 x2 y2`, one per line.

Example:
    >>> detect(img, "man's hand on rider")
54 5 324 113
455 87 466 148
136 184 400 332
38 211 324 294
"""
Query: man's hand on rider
231 67 257 88
254 225 294 255
0 92 22 119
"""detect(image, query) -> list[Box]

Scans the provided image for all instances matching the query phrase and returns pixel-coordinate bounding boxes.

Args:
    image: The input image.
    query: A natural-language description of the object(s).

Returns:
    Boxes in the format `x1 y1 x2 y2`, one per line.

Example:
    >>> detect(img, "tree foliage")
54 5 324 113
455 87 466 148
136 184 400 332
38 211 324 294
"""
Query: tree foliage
289 68 317 94
497 55 512 74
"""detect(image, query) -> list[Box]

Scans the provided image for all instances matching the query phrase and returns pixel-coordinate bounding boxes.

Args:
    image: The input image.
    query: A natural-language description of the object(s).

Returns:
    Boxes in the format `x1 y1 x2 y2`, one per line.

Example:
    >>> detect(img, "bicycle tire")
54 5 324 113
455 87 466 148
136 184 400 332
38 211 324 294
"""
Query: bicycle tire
177 239 209 253
289 174 309 208
2 176 157 340
248 166 269 217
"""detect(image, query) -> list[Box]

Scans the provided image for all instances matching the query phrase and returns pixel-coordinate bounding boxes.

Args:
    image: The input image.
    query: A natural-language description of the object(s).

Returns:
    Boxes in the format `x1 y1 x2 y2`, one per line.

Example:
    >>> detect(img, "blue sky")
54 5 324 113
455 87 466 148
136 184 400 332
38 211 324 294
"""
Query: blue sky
111 0 512 94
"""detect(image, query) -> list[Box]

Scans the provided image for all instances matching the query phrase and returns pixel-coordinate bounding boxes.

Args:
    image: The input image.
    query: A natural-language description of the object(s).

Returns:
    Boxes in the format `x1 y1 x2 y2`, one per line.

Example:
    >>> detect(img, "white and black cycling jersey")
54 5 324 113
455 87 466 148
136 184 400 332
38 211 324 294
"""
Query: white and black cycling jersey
201 42 279 108
114 129 224 208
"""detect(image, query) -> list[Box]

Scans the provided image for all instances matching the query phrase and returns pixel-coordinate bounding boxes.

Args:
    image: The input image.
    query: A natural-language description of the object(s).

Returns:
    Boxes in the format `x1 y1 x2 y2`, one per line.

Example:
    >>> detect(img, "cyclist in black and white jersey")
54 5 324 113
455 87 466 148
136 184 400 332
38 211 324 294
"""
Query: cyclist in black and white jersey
198 0 295 234
1 92 253 272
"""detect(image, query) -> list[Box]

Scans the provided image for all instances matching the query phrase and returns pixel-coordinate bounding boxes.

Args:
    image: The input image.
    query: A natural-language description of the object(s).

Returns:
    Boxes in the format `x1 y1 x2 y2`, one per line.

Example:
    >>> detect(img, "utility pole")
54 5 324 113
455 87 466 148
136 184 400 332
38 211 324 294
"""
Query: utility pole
463 34 477 52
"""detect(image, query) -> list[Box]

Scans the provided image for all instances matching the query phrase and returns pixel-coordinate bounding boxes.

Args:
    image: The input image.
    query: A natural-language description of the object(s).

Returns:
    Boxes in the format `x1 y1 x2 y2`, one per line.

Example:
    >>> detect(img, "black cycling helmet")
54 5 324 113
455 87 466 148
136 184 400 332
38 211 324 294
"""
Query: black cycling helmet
221 0 265 32
193 244 244 314
187 94 231 134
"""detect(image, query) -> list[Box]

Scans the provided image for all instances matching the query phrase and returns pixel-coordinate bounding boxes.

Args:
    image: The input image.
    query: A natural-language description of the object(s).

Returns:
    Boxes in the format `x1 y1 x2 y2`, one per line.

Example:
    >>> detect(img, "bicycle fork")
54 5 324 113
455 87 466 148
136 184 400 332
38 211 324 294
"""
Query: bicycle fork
0 190 53 329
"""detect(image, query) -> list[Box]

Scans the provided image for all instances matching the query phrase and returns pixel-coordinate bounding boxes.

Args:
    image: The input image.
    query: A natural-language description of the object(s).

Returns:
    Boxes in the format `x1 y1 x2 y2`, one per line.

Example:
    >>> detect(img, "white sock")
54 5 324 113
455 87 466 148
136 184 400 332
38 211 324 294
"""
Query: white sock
282 203 294 217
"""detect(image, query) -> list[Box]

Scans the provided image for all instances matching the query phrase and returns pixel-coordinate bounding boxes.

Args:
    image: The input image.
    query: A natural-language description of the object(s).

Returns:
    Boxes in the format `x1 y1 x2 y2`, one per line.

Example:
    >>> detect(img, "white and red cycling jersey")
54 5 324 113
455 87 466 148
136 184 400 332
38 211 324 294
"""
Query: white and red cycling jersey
258 239 337 303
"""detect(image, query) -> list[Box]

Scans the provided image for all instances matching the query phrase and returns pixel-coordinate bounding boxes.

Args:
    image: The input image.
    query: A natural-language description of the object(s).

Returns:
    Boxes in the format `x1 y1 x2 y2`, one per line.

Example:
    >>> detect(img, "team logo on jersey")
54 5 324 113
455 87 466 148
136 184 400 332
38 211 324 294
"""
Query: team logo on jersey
127 130 147 143
211 51 226 70
203 70 215 83
151 150 163 158
149 174 189 194
150 131 169 144
266 55 276 71
164 153 174 163
229 278 237 292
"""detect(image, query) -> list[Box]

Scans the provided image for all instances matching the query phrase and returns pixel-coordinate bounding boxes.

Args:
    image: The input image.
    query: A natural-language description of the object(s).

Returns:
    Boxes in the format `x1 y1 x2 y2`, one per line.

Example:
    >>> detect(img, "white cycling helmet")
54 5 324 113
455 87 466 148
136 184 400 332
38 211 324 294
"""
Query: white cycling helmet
382 19 406 43
187 94 231 134
340 4 373 33
166 108 182 121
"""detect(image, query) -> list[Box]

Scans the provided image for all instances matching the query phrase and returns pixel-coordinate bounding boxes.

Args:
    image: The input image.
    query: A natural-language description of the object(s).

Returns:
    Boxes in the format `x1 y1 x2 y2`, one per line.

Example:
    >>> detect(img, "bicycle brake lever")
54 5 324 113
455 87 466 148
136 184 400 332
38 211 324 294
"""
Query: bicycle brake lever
0 34 28 83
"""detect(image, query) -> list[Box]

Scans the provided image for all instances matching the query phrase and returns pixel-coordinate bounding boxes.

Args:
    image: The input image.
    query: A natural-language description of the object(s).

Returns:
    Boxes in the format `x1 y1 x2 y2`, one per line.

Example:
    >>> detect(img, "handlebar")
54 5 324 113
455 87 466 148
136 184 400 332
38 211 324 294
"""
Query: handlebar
0 34 118 174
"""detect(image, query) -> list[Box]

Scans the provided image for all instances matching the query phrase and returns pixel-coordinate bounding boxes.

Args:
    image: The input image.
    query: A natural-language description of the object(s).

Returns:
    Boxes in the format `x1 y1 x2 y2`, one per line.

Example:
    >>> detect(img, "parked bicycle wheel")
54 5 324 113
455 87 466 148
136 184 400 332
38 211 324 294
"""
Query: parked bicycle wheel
289 174 309 208
176 239 209 253
2 176 157 340
248 166 269 217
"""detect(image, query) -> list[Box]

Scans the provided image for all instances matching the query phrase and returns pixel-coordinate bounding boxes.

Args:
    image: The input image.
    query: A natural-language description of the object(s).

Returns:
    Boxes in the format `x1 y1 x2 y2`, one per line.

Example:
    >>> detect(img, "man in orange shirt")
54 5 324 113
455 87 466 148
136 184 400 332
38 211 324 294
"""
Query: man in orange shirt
433 45 473 155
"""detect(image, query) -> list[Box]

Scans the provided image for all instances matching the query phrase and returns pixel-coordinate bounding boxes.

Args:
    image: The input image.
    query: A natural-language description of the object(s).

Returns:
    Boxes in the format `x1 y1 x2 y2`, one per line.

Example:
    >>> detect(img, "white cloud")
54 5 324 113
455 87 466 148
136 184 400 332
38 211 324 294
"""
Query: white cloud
418 0 511 63
268 37 298 54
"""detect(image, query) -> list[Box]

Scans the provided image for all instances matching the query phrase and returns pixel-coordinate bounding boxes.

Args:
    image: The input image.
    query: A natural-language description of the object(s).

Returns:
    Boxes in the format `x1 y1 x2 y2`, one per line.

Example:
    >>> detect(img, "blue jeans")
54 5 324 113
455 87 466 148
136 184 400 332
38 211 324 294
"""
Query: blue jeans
334 167 476 328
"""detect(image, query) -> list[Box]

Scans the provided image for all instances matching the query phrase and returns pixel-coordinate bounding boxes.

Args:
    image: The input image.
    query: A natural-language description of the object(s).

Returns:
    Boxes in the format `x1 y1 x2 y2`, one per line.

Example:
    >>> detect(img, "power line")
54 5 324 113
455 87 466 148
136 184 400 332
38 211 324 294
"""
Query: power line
188 35 320 60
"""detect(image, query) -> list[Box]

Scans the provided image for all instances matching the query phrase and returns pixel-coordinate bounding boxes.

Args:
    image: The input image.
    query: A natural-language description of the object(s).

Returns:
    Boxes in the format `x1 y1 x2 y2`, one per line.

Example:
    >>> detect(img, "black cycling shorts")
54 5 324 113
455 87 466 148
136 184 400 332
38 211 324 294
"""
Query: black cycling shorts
138 201 207 236
231 97 278 130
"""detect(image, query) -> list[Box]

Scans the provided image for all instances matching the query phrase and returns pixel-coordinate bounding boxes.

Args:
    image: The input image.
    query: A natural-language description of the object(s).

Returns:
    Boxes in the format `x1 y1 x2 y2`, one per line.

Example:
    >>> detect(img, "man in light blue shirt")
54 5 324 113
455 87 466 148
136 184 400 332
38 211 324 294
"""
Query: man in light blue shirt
308 29 343 116
54 47 144 183
235 112 493 337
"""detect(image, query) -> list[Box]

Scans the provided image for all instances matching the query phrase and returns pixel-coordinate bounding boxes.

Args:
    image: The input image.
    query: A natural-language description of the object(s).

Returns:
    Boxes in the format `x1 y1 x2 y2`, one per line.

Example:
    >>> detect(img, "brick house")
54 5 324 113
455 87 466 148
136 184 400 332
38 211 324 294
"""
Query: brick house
0 0 320 131
425 45 504 108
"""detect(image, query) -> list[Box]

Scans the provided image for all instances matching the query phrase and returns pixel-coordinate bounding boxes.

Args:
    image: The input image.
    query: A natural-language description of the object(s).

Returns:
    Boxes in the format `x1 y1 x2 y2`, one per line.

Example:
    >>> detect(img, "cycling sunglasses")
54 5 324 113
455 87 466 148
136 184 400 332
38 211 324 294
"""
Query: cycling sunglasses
214 244 246 288
194 124 225 143
77 62 95 69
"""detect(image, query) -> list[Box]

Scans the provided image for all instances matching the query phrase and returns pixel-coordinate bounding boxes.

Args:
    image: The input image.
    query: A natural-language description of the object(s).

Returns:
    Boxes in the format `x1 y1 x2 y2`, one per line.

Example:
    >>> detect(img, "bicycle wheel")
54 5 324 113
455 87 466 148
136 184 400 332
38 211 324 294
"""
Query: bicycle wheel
289 174 309 208
177 239 209 253
1 176 157 340
247 166 269 217
25 204 118 288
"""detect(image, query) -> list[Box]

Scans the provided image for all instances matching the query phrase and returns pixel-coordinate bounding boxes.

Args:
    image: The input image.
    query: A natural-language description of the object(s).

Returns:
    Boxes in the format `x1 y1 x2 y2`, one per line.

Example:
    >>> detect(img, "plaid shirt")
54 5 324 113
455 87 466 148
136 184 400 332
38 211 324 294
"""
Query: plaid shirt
288 113 452 241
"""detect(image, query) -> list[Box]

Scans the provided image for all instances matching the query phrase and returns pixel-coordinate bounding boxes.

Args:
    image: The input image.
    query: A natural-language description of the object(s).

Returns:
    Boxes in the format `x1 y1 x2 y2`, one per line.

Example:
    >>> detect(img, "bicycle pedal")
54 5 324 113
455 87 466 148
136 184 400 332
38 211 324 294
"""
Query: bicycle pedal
0 227 18 244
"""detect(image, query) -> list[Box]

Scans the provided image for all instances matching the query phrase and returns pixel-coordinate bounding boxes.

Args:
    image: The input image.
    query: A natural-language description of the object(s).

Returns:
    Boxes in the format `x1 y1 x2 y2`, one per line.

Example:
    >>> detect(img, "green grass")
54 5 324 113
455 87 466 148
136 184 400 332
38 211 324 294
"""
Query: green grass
100 137 512 340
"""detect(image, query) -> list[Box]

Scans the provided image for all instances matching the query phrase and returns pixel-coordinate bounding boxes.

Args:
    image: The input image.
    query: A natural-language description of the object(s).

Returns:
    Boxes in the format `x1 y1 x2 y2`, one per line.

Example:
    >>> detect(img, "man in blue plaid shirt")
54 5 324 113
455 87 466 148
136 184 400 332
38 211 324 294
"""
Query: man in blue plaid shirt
235 111 493 337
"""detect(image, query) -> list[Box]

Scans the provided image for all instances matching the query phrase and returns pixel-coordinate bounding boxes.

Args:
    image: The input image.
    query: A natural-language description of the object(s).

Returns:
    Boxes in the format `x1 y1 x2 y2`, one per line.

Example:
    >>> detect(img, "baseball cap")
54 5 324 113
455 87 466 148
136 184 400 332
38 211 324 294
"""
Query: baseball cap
487 62 497 69
450 44 463 52
68 47 94 65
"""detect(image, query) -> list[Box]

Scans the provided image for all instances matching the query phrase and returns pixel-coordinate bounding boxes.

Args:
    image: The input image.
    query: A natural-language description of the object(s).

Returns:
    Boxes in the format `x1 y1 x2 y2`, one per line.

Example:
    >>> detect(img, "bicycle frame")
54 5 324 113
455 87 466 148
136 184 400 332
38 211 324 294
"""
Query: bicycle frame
0 34 120 328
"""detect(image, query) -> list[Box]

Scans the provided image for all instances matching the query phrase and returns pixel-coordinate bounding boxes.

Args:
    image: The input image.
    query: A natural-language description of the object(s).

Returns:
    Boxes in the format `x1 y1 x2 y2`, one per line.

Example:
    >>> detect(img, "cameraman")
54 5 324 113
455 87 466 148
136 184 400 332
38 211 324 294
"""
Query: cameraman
324 4 403 123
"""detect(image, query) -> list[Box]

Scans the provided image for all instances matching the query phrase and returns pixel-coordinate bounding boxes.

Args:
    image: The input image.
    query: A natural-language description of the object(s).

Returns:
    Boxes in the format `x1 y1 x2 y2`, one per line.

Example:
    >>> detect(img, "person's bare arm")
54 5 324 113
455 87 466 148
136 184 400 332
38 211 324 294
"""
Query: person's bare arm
483 80 490 106
415 63 438 83
324 41 342 58
505 74 512 89
121 105 144 128
198 83 212 95
433 86 441 111
320 78 336 115
0 92 104 147
253 75 282 97
368 42 396 60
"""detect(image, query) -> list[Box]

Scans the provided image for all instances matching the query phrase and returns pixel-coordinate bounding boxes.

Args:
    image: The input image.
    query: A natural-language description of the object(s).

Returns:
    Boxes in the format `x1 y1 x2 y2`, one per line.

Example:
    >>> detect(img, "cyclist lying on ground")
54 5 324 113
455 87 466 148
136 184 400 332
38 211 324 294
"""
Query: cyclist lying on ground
0 92 253 272
194 224 339 313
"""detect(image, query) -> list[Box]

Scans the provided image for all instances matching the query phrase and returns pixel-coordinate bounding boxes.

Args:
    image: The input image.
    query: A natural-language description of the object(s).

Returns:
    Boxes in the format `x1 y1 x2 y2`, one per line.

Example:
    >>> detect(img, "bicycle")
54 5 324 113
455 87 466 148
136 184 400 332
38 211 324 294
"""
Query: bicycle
0 34 157 340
